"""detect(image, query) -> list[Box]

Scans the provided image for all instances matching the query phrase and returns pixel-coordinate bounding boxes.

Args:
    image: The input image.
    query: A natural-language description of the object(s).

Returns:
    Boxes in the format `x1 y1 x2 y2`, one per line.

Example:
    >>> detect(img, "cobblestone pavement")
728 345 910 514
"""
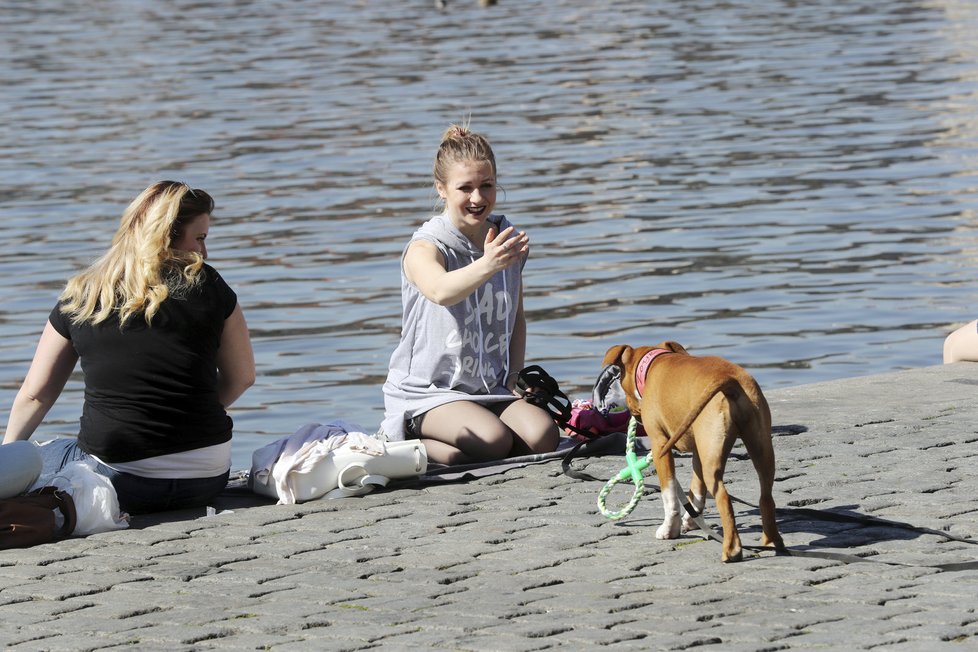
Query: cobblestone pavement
3 364 978 650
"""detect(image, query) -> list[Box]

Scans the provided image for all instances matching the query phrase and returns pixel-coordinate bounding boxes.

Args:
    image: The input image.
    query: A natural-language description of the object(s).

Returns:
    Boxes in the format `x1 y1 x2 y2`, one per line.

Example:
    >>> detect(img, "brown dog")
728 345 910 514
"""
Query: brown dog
602 342 783 562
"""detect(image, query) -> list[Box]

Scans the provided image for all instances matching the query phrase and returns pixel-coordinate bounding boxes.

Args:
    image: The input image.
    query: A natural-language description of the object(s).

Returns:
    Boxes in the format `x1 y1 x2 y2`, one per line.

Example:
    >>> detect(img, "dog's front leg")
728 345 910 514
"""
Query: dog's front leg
653 449 683 540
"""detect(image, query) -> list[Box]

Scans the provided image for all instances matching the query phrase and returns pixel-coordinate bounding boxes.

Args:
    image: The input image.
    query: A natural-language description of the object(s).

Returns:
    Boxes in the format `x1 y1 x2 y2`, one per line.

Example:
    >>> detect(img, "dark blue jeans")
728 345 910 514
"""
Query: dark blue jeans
37 439 230 515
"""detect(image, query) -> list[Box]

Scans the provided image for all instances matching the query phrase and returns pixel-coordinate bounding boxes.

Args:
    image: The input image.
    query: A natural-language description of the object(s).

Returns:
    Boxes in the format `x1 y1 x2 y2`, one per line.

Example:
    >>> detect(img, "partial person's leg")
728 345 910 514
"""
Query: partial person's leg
0 441 43 498
495 400 560 455
36 438 90 478
94 466 230 515
944 320 978 363
417 401 516 464
168 471 230 511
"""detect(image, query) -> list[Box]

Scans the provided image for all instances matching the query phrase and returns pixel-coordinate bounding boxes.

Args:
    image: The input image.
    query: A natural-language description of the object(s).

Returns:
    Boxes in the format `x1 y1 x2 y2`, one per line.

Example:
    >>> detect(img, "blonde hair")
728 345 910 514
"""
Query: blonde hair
433 123 498 190
60 181 214 327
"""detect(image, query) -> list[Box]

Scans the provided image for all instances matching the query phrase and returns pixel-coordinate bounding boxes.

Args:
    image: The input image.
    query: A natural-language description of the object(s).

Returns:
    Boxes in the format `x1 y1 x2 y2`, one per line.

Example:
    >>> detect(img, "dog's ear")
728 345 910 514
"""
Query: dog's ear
620 346 634 365
661 341 688 355
602 344 632 367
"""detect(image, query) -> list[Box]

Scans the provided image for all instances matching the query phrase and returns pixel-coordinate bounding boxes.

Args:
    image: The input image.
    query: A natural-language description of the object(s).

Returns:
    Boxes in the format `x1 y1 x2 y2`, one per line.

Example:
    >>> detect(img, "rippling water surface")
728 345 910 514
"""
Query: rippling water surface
2 0 978 469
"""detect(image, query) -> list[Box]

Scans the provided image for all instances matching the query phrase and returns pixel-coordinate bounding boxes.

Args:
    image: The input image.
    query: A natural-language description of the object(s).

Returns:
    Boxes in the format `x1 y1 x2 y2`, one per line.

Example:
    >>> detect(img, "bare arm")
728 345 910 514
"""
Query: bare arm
404 226 529 306
216 304 256 408
2 321 78 444
507 290 527 393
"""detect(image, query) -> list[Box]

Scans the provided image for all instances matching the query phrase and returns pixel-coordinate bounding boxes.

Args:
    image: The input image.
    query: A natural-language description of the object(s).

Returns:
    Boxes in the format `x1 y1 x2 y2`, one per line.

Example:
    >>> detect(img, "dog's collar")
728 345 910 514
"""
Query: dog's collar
634 348 671 399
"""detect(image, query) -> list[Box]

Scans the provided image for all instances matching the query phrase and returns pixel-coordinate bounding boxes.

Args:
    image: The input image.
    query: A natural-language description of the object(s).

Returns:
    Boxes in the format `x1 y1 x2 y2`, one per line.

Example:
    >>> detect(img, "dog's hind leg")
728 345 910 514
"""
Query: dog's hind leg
700 455 742 562
681 453 707 533
737 390 784 551
745 435 784 550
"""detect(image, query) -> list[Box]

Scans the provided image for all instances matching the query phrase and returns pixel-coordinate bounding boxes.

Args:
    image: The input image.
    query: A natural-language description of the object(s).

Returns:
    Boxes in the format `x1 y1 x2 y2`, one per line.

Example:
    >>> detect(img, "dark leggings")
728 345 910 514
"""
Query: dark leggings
37 438 229 515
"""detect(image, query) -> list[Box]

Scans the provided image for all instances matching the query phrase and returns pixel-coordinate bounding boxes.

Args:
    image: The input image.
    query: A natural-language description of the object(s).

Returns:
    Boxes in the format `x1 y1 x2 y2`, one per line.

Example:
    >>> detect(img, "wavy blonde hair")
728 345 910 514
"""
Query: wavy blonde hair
60 181 214 327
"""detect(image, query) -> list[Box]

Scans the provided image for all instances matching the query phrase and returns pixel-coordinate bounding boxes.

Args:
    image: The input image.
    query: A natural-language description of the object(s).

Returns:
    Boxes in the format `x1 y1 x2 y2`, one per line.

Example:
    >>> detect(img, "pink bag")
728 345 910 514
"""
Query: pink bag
565 399 644 441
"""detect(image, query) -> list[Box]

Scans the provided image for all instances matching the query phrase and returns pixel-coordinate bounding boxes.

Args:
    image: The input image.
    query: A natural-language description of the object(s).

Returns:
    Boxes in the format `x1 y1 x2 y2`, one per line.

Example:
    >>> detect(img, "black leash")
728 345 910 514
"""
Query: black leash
515 365 573 424
514 365 622 481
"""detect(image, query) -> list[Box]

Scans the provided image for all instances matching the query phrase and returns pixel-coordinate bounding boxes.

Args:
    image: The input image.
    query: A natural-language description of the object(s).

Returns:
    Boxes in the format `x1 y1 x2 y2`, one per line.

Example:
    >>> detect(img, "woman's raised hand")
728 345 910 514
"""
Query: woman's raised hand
483 226 529 272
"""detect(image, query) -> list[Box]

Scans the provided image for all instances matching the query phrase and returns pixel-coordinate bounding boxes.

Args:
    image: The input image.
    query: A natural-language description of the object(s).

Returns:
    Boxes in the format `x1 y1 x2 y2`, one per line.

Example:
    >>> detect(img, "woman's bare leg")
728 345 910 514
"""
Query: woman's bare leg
417 401 516 464
416 399 560 464
496 400 560 456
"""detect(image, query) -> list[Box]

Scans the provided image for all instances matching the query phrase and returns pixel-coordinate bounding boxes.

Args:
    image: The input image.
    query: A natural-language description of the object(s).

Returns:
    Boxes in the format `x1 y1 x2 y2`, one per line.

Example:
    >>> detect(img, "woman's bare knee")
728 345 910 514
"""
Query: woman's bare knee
519 421 559 454
457 425 513 461
419 402 514 462
532 421 560 452
500 401 560 454
419 439 469 465
945 320 978 363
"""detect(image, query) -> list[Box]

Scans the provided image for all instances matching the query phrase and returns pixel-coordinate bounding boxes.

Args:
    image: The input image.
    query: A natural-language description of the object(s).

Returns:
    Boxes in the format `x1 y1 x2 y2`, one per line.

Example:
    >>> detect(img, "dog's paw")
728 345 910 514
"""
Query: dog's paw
681 513 700 533
721 547 743 563
656 519 681 540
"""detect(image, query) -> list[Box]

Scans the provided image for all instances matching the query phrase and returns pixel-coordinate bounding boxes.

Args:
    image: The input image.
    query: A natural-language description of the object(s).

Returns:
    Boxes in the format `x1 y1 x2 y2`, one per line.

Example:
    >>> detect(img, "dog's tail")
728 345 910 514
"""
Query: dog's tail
654 376 743 460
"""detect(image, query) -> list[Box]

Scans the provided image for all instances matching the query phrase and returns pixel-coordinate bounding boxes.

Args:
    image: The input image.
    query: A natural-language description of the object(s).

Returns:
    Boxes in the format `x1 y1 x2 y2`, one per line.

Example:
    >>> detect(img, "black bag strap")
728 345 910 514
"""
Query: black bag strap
513 365 630 479
515 365 571 421
515 365 602 440
32 487 77 539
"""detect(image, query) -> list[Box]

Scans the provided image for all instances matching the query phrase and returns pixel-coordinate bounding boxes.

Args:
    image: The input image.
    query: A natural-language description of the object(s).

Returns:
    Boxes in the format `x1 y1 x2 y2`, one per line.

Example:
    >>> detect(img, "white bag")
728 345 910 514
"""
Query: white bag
310 439 428 500
250 422 427 504
49 459 129 536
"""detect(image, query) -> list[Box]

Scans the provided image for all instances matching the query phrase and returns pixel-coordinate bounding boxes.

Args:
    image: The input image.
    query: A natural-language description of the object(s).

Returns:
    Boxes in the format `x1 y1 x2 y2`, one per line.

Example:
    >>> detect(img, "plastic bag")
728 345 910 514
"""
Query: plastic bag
49 459 129 536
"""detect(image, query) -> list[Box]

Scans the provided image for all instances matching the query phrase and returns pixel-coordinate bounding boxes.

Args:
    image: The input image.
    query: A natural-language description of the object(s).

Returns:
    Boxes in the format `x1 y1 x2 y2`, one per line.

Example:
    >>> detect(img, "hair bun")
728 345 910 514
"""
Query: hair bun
443 124 470 142
432 123 497 187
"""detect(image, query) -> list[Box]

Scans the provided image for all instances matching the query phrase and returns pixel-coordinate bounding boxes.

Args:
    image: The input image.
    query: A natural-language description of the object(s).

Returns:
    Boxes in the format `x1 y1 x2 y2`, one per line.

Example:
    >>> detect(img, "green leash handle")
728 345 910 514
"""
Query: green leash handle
597 417 654 520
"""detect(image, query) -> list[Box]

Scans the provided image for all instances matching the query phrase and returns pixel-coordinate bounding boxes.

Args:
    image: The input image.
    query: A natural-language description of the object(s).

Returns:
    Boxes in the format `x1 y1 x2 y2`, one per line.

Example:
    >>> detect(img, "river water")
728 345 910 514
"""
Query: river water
2 0 977 470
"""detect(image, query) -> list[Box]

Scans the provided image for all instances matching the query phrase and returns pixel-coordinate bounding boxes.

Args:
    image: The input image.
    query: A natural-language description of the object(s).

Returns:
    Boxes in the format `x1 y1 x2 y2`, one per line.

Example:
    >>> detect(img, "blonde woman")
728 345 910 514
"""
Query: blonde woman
382 125 559 464
1 181 255 514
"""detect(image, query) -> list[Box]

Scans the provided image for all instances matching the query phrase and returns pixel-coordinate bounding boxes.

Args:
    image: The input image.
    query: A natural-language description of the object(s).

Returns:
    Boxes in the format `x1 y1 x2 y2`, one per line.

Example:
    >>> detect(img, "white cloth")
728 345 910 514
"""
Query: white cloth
251 420 382 505
95 441 231 478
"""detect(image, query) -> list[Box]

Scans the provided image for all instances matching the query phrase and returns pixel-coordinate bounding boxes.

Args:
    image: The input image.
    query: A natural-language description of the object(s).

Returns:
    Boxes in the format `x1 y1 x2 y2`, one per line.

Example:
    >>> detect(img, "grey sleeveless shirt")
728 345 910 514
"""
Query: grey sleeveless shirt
381 213 525 440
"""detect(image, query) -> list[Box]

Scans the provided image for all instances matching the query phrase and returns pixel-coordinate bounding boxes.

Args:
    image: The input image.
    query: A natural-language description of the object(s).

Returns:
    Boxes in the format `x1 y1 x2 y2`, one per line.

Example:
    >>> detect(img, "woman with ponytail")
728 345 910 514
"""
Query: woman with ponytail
382 125 559 464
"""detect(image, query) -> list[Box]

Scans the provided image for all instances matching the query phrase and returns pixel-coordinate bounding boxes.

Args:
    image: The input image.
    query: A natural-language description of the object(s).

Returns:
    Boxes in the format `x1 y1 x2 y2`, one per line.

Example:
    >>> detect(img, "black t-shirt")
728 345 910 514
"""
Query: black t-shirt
49 264 238 463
